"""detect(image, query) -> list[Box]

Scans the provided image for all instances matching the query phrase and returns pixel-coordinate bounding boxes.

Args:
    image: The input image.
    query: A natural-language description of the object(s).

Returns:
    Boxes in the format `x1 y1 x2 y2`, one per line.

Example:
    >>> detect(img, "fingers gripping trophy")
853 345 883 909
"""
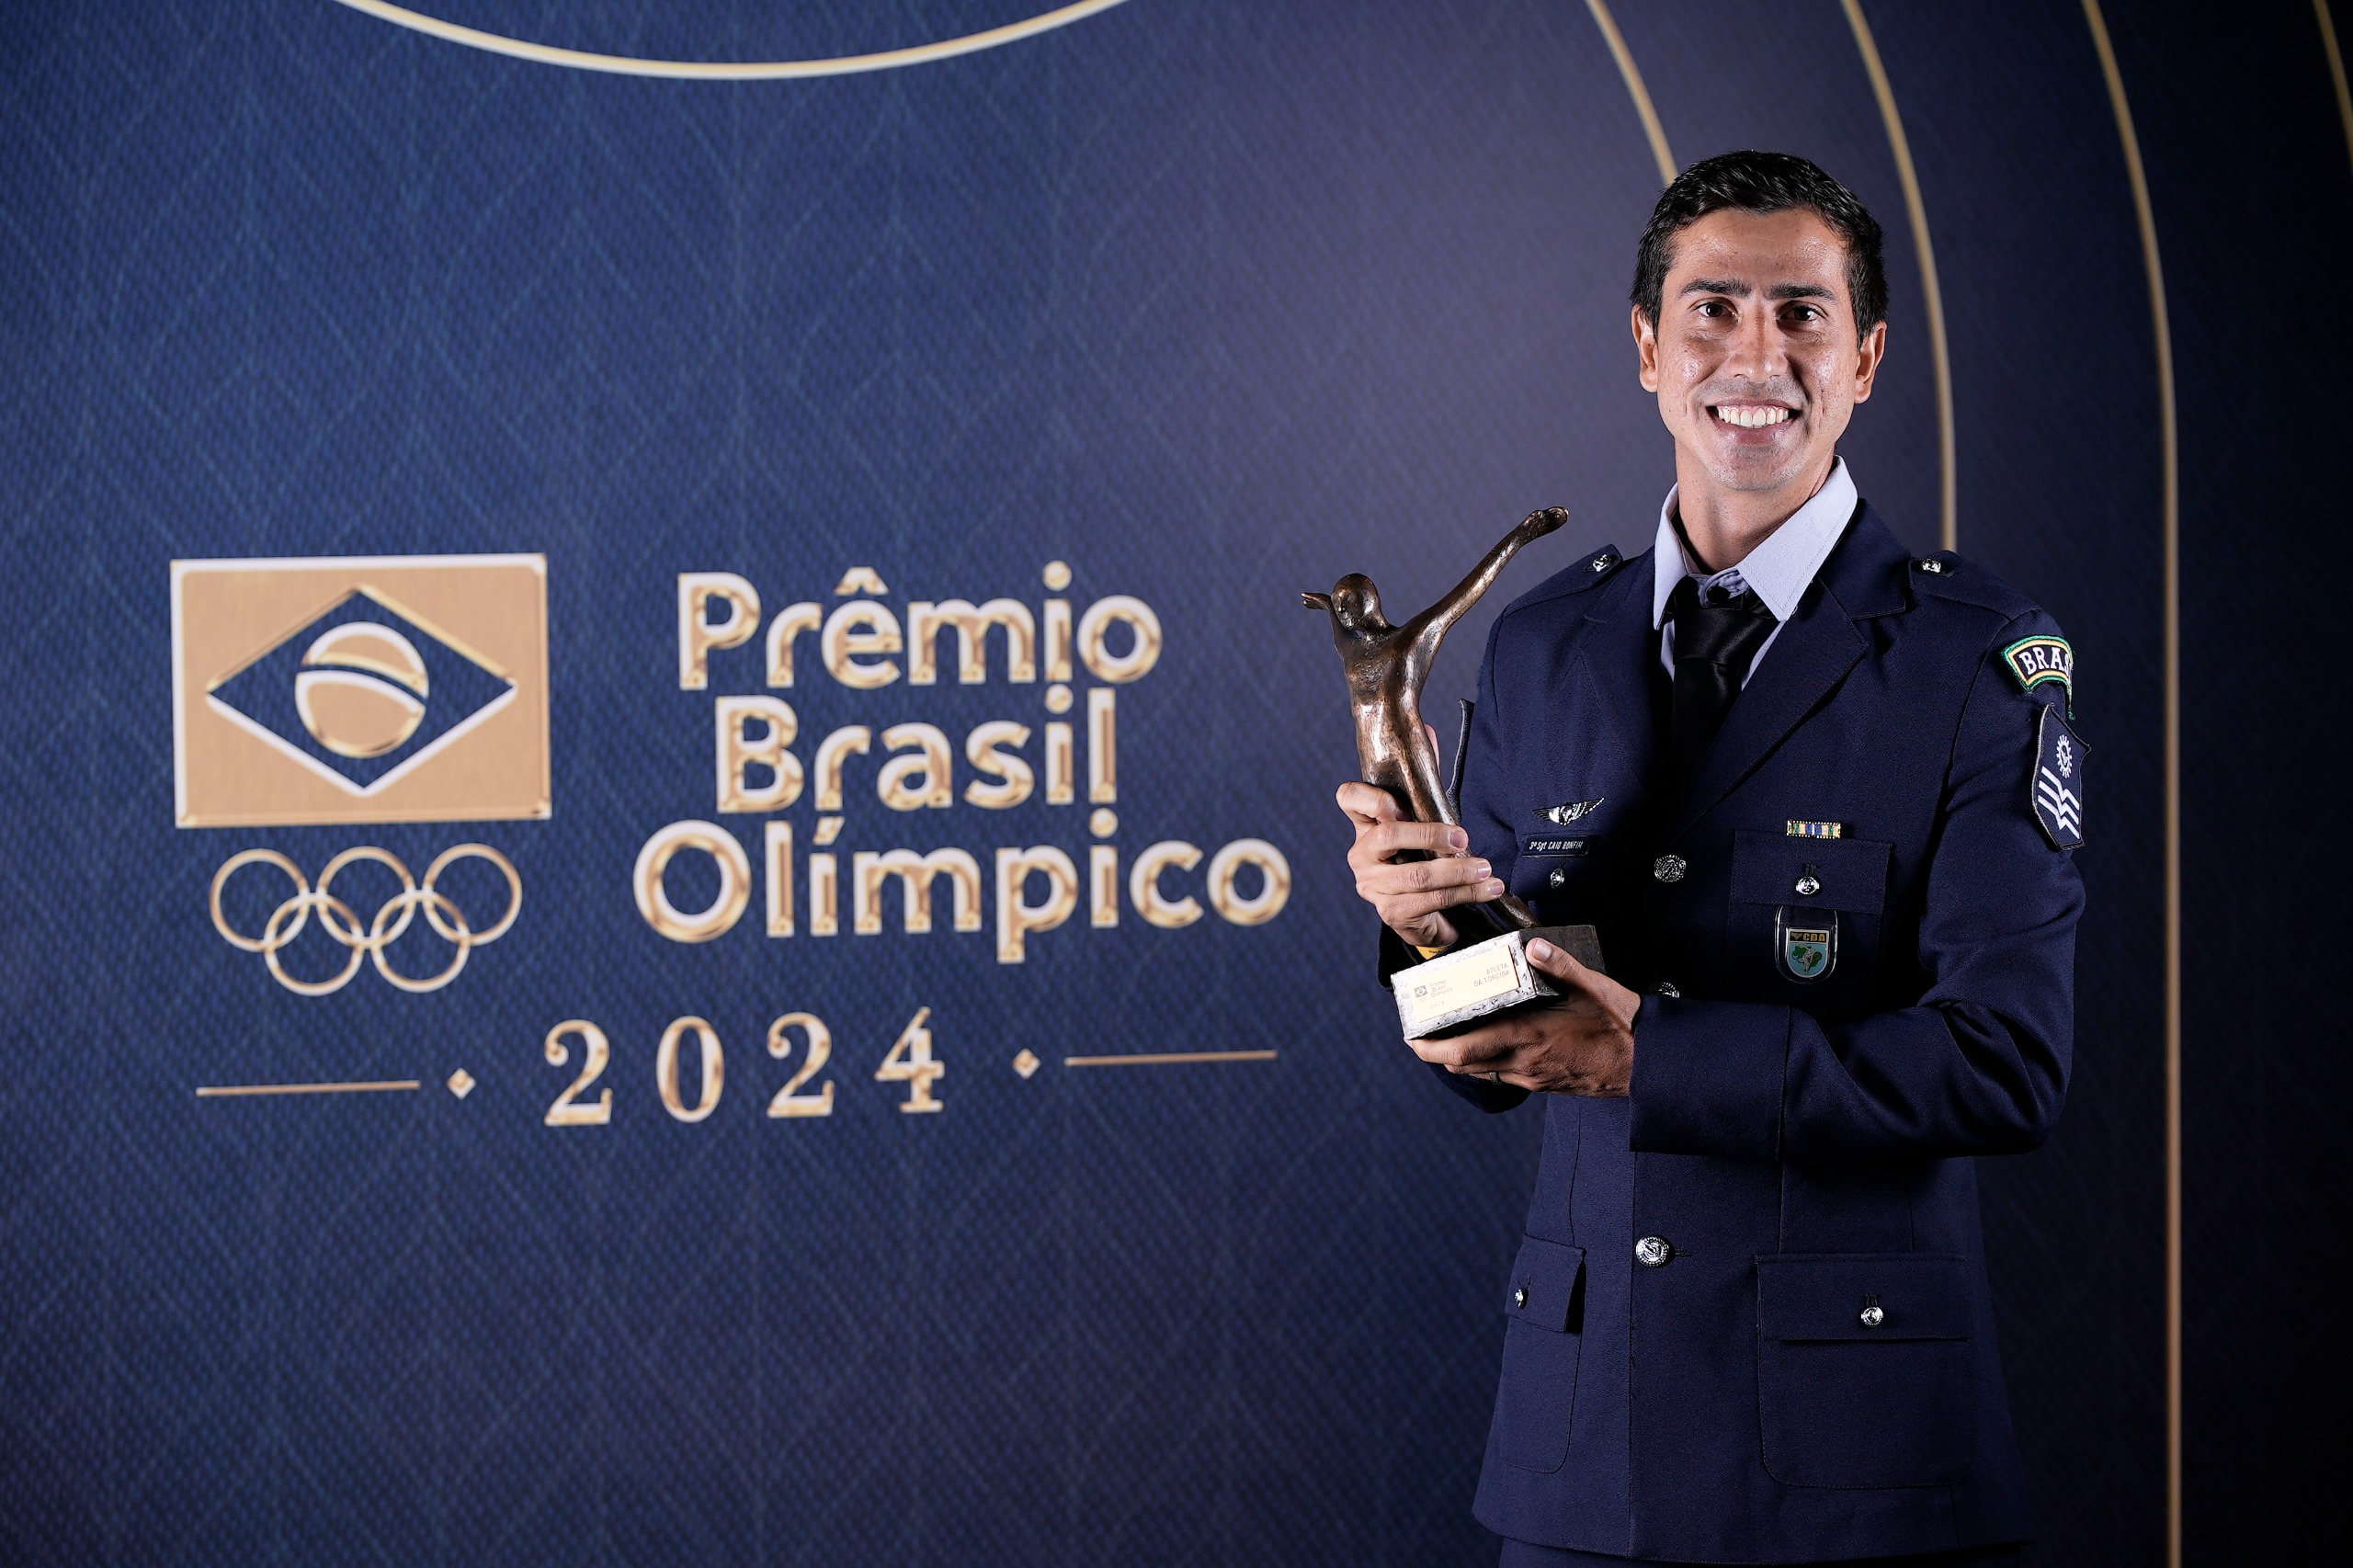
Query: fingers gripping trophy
1305 507 1605 1039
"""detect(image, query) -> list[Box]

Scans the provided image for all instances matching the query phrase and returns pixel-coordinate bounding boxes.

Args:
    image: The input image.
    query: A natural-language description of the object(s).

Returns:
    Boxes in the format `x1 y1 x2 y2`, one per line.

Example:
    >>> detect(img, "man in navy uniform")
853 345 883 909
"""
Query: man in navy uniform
1339 152 2084 1566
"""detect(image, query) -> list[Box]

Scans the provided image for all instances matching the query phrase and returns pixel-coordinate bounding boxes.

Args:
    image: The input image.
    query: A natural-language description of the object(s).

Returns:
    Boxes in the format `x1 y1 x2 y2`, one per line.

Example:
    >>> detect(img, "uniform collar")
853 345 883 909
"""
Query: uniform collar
1649 457 1860 630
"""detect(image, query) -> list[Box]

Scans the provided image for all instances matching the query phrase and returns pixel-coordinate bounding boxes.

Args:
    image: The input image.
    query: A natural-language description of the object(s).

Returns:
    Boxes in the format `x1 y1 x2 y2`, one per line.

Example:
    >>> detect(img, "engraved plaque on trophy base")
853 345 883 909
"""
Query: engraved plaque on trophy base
1392 924 1605 1040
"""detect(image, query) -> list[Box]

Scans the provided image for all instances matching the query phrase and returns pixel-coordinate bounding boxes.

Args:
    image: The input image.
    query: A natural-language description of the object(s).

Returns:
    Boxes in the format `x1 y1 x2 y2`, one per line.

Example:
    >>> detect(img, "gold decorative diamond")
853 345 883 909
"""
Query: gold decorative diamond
1011 1050 1040 1079
446 1069 476 1098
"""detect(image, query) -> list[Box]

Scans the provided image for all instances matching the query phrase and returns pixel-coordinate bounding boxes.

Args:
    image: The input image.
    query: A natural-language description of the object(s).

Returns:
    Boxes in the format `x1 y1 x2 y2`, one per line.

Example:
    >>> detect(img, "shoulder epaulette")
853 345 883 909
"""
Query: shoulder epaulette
1907 550 2039 619
1565 543 1626 589
1501 544 1632 618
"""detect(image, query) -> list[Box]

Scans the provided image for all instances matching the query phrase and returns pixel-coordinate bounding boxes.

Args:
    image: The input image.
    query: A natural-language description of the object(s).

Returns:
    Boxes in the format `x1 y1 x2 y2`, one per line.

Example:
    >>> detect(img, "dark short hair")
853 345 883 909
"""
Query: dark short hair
1631 151 1887 336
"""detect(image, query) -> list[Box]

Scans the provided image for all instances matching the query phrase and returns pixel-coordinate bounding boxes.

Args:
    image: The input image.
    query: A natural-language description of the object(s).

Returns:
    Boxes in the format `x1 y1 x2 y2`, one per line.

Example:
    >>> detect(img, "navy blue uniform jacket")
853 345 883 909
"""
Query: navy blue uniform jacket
1427 506 2080 1562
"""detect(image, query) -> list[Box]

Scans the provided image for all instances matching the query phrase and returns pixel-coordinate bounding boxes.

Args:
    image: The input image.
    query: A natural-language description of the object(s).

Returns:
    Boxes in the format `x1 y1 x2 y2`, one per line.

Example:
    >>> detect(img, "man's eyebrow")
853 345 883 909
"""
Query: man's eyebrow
1677 278 1840 302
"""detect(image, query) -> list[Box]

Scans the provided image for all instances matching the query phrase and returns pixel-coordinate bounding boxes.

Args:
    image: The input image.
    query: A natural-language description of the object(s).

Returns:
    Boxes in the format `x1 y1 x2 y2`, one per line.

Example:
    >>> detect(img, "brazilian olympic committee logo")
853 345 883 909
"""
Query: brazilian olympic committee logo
171 554 550 826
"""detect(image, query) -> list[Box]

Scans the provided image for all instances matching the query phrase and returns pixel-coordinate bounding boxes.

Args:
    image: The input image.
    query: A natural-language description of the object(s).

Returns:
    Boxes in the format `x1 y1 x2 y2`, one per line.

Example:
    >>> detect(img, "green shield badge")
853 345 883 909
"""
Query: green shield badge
1782 924 1833 981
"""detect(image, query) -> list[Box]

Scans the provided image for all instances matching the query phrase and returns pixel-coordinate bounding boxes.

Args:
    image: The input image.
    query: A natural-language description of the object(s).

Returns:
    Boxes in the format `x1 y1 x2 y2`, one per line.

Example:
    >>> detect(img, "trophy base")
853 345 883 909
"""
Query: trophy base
1392 925 1605 1040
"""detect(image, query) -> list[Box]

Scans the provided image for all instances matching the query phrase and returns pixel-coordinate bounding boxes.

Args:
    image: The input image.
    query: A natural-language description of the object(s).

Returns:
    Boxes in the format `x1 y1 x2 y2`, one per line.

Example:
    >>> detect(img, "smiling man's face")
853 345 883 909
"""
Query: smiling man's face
1635 205 1885 511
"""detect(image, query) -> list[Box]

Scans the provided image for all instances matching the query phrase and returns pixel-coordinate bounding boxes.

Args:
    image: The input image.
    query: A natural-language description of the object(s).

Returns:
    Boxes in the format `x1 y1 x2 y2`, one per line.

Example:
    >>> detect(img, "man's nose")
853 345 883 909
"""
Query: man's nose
1722 308 1788 379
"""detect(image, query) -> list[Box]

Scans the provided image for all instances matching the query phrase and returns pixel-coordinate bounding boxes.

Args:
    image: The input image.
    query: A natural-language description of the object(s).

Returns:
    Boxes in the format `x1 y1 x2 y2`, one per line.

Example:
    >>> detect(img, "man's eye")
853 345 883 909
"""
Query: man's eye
1697 301 1730 319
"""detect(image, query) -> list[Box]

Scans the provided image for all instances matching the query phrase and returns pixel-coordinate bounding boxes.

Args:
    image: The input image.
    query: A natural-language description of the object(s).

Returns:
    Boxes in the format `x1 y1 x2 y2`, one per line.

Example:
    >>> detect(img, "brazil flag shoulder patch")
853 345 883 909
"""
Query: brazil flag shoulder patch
2003 634 2074 715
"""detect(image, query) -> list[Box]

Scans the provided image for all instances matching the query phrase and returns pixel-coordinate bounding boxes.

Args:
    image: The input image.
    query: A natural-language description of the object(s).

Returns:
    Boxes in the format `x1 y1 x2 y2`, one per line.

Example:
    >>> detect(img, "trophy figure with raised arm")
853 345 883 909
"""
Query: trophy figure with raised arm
1305 507 1604 1038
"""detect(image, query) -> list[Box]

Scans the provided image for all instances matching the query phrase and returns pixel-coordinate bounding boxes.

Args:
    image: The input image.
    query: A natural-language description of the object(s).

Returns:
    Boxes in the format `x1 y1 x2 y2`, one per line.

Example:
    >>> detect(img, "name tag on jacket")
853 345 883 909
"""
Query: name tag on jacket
1521 835 1591 856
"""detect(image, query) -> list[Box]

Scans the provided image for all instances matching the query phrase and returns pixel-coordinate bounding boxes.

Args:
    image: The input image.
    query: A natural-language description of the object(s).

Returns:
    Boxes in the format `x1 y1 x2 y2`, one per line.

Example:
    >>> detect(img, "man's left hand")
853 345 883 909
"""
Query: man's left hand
1409 938 1642 1096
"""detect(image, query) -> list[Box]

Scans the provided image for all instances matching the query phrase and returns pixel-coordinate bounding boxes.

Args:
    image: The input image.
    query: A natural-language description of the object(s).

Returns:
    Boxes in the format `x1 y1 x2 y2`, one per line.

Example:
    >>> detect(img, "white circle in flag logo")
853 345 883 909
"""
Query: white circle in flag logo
295 622 430 759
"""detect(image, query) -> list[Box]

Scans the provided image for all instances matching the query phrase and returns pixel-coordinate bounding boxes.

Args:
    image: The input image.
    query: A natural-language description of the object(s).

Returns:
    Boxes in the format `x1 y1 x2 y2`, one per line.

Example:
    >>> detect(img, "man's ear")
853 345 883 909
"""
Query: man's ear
1850 319 1888 404
1631 305 1661 392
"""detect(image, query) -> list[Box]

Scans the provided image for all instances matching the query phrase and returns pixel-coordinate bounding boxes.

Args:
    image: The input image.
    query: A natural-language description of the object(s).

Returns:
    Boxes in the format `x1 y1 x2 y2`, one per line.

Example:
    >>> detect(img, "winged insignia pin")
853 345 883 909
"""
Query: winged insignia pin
1538 798 1603 824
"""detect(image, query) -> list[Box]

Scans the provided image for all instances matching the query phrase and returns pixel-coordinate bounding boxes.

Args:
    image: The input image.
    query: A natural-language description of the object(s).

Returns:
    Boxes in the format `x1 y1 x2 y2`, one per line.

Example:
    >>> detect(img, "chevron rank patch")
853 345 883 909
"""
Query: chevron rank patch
2030 706 2086 850
2004 634 2074 716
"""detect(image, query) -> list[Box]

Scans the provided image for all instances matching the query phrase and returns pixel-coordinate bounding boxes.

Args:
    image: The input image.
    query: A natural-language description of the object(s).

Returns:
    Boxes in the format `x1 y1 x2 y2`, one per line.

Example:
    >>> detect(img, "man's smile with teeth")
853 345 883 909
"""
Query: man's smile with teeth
1711 403 1795 428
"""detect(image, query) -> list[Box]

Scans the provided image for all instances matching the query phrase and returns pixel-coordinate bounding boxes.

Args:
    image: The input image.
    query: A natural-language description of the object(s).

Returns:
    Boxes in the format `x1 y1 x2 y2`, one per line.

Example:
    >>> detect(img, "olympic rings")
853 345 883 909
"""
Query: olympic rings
209 845 522 996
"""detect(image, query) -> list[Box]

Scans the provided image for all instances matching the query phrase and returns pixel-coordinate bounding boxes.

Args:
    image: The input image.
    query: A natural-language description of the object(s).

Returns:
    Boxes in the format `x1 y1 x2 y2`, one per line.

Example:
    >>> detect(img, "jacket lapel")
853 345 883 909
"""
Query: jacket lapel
1665 583 1864 836
1662 506 1909 838
1573 553 1665 779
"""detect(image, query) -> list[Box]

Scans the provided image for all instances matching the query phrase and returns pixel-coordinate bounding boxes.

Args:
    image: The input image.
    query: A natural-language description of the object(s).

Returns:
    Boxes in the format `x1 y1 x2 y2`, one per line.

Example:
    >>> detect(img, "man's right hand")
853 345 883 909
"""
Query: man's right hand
1336 781 1506 949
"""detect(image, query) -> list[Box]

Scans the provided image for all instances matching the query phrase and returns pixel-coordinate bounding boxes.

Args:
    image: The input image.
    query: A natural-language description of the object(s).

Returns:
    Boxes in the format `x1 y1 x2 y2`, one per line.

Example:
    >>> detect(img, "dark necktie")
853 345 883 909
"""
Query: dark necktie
1666 575 1779 780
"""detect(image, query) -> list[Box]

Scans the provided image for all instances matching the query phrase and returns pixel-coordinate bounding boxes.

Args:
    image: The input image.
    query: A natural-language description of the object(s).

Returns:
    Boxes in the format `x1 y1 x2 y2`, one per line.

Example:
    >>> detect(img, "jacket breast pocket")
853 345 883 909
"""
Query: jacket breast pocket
1727 831 1891 1013
1755 1253 1975 1490
1493 1235 1585 1473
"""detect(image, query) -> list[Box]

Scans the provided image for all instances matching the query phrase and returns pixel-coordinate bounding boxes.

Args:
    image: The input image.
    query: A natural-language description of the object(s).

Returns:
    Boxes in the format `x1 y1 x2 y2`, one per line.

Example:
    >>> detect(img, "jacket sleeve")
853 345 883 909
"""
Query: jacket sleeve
1629 611 2082 1165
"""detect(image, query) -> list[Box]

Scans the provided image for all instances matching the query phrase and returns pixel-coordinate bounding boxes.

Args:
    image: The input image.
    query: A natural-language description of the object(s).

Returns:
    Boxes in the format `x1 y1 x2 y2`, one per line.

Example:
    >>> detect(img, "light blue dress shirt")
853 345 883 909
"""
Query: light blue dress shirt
1649 456 1860 685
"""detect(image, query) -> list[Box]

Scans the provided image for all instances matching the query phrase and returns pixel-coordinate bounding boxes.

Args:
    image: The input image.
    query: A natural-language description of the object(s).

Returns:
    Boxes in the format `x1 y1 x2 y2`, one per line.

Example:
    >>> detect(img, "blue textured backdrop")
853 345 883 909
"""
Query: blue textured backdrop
3 2 2346 1562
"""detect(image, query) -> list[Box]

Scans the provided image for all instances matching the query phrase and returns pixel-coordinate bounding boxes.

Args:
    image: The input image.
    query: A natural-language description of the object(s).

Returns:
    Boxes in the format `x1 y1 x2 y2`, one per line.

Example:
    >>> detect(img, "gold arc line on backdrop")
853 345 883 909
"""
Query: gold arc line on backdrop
1839 1 1959 554
1063 1051 1278 1068
2080 5 2181 1566
326 0 1132 79
196 1080 422 1097
1582 1 1677 185
2319 0 2353 170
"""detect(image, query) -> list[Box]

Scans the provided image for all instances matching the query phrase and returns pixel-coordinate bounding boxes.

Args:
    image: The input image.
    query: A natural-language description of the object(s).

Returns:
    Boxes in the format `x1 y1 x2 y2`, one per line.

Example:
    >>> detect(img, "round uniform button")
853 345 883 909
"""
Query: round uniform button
1656 982 1682 999
1859 1304 1885 1328
1513 1285 1529 1310
1653 854 1687 884
1549 867 1569 888
1635 1235 1674 1267
1795 873 1821 896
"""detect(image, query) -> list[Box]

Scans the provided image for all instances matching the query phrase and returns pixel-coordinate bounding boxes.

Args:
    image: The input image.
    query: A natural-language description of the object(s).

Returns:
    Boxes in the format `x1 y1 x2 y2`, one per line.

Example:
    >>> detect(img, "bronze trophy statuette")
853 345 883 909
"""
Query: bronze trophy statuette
1306 507 1604 1039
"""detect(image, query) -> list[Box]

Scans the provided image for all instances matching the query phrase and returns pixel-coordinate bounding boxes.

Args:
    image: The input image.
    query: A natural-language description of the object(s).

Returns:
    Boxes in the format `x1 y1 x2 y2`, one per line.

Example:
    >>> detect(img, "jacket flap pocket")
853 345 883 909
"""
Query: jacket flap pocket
1504 1235 1586 1333
1730 831 1892 914
1756 1253 1972 1342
